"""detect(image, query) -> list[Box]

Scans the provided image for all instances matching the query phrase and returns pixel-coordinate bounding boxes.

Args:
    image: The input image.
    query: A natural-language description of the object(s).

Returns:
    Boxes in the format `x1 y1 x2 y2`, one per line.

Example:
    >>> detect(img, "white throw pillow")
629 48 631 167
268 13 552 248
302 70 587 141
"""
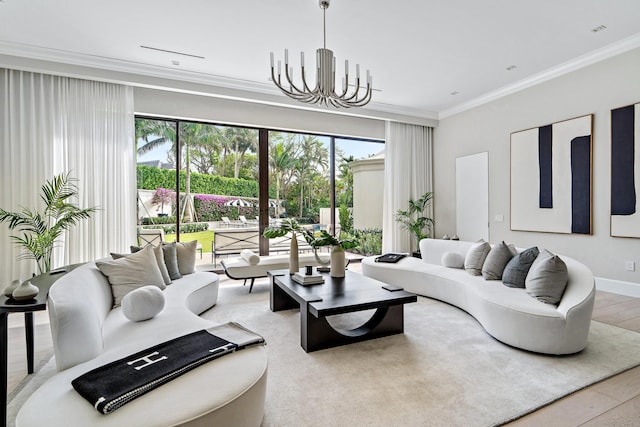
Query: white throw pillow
441 252 465 269
241 249 261 265
121 286 165 322
175 240 197 275
96 245 166 307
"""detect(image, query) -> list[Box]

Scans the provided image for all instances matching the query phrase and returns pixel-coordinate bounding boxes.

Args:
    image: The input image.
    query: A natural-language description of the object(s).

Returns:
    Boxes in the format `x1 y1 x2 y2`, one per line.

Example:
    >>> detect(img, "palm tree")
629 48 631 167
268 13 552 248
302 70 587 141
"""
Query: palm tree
269 139 297 209
293 135 329 217
224 127 258 179
136 120 214 222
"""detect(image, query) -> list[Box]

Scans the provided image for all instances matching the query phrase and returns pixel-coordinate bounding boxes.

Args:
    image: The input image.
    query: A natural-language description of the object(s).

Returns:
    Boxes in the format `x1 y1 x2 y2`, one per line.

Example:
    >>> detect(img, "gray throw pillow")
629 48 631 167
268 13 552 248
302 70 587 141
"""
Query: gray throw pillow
175 240 197 275
464 240 491 276
129 245 172 285
96 245 166 307
502 247 539 288
162 242 182 280
525 249 568 305
482 241 517 280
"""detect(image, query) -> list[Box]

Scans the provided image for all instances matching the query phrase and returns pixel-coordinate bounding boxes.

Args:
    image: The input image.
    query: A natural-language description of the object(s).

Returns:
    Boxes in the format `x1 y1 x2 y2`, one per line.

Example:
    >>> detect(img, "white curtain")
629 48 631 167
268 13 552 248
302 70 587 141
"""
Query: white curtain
382 121 434 254
0 69 136 284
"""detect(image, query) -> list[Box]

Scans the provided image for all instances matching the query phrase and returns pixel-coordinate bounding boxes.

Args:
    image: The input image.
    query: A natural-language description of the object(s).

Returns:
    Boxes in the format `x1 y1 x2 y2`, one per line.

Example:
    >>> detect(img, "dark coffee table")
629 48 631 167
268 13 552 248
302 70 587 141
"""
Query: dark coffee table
269 269 417 352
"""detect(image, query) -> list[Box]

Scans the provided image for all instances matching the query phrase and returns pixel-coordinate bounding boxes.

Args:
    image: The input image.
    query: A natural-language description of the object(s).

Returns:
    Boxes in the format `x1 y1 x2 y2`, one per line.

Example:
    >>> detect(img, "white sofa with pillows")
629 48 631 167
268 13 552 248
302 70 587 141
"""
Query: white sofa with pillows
16 242 268 427
362 239 596 355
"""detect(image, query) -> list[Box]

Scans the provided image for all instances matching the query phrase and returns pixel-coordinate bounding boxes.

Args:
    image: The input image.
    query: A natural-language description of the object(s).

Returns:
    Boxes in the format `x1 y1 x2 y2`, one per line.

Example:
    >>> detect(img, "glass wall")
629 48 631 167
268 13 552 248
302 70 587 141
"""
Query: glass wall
135 116 384 264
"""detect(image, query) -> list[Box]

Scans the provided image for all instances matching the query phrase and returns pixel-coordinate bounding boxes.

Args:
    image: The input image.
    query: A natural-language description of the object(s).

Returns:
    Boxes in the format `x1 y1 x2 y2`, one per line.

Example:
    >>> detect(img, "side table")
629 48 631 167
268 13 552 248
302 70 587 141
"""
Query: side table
0 263 83 427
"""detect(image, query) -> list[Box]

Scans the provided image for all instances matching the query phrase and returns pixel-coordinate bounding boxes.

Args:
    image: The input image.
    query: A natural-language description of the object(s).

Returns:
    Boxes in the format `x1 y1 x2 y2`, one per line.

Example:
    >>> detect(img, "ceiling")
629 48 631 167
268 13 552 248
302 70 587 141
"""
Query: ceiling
1 0 639 120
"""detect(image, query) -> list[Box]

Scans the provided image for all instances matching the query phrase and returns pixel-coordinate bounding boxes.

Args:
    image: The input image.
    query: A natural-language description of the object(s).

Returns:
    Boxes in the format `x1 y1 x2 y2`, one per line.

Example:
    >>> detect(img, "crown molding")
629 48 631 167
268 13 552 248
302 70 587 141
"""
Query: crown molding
0 41 438 125
439 32 640 119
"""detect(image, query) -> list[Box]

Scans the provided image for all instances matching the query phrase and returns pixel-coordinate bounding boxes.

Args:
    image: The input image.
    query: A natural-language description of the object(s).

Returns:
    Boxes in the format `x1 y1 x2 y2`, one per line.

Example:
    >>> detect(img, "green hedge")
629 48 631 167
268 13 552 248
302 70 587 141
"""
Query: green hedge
141 216 176 225
137 165 258 197
140 222 209 234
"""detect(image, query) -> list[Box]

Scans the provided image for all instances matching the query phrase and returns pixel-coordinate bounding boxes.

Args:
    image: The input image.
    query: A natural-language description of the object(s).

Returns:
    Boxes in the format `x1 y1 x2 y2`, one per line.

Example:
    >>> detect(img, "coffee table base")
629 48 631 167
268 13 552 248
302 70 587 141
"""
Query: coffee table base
270 273 413 352
301 305 405 352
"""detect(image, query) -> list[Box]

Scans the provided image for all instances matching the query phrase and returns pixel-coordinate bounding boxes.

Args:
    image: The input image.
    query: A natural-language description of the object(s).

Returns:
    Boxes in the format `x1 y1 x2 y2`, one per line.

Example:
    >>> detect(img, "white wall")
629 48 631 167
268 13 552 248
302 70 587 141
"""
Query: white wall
133 87 385 140
434 47 640 284
351 156 384 229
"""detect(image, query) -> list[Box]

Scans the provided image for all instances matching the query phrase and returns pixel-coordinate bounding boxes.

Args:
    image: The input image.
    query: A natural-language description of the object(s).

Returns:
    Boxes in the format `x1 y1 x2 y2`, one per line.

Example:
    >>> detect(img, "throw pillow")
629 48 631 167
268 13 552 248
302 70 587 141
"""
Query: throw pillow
241 249 261 265
96 245 166 307
441 252 465 269
482 241 517 280
161 242 182 280
129 245 172 286
502 247 539 288
464 239 491 276
175 240 197 275
121 285 165 322
525 249 569 305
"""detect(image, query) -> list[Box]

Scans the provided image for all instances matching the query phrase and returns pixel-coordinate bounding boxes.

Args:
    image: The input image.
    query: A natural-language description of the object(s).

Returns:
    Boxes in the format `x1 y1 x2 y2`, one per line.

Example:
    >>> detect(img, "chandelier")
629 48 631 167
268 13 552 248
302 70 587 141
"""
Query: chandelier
269 0 373 108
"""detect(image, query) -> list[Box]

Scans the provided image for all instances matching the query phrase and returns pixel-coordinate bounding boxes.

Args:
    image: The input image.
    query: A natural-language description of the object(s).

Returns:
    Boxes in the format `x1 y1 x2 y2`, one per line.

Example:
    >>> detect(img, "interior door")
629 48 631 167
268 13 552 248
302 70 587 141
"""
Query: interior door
456 152 489 241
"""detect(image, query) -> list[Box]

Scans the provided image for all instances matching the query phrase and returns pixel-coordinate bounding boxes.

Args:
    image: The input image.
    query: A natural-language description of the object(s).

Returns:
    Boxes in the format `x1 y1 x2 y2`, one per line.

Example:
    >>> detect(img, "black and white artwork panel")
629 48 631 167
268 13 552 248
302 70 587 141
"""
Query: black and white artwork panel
611 102 640 238
511 114 592 234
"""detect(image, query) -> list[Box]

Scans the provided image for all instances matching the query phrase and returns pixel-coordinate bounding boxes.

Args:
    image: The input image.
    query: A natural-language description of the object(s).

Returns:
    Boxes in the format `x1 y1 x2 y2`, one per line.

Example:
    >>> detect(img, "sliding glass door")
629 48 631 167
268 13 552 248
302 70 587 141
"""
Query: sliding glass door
135 116 384 262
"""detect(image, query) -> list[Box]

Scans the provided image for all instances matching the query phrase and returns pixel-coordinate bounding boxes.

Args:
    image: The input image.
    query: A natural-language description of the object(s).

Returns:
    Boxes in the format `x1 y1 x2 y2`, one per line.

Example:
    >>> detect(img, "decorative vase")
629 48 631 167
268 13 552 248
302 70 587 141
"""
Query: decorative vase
289 232 299 274
330 246 346 278
451 234 460 241
12 280 39 301
3 279 21 297
442 234 450 240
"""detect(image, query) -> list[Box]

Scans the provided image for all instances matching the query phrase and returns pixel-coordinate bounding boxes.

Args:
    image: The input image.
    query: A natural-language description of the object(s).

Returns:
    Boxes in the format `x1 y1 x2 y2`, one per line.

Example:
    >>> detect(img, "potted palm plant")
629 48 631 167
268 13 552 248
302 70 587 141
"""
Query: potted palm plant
0 172 98 274
395 192 434 256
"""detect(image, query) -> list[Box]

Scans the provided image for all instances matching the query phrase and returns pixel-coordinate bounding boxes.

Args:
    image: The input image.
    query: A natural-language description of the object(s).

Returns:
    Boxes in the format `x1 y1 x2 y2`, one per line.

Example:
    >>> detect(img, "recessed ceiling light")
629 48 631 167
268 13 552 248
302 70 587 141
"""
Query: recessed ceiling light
450 91 459 96
591 25 607 33
506 65 517 71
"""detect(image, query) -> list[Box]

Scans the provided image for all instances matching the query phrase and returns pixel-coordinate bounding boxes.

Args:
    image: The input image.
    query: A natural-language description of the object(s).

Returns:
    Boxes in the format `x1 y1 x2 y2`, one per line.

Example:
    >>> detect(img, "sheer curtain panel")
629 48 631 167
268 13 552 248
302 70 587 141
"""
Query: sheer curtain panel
0 69 135 284
382 121 434 254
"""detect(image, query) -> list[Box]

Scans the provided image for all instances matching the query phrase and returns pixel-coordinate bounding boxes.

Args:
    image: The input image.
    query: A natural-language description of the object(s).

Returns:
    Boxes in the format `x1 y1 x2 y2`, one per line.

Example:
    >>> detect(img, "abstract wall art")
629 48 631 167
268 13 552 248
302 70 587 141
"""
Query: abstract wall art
611 102 640 238
510 114 593 234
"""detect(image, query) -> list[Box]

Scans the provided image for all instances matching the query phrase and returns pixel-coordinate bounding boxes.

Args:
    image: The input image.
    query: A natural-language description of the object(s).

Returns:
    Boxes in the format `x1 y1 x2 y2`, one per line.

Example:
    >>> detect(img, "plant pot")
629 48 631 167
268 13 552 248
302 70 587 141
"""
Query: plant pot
289 232 299 275
330 246 346 278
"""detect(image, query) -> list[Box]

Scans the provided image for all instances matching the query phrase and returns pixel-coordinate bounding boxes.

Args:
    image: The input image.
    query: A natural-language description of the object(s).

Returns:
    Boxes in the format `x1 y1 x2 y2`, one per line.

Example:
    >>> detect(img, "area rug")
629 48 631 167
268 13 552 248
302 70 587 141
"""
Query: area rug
8 281 640 427
207 282 640 427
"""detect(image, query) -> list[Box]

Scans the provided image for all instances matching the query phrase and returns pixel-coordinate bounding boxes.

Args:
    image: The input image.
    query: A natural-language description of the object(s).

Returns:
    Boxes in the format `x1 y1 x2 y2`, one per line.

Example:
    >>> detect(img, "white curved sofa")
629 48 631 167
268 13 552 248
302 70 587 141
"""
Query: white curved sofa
362 239 596 355
16 262 268 427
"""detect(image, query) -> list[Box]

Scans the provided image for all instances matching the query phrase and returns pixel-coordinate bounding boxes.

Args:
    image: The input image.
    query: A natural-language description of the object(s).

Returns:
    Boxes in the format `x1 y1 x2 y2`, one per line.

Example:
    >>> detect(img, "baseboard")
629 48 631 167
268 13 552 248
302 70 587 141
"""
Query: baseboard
595 277 640 298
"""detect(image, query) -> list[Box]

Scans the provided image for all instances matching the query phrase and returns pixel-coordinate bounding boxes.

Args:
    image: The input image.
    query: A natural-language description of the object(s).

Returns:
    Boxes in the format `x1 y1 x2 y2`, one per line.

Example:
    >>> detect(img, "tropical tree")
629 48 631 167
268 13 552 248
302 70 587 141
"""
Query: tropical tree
336 155 354 207
190 126 224 174
269 139 297 208
136 120 215 222
224 127 258 179
293 135 329 217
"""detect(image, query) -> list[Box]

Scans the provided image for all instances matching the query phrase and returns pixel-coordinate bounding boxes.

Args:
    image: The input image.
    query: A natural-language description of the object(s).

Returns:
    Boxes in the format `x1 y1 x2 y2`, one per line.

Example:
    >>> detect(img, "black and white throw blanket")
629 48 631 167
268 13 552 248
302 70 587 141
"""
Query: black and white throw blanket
72 322 265 415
